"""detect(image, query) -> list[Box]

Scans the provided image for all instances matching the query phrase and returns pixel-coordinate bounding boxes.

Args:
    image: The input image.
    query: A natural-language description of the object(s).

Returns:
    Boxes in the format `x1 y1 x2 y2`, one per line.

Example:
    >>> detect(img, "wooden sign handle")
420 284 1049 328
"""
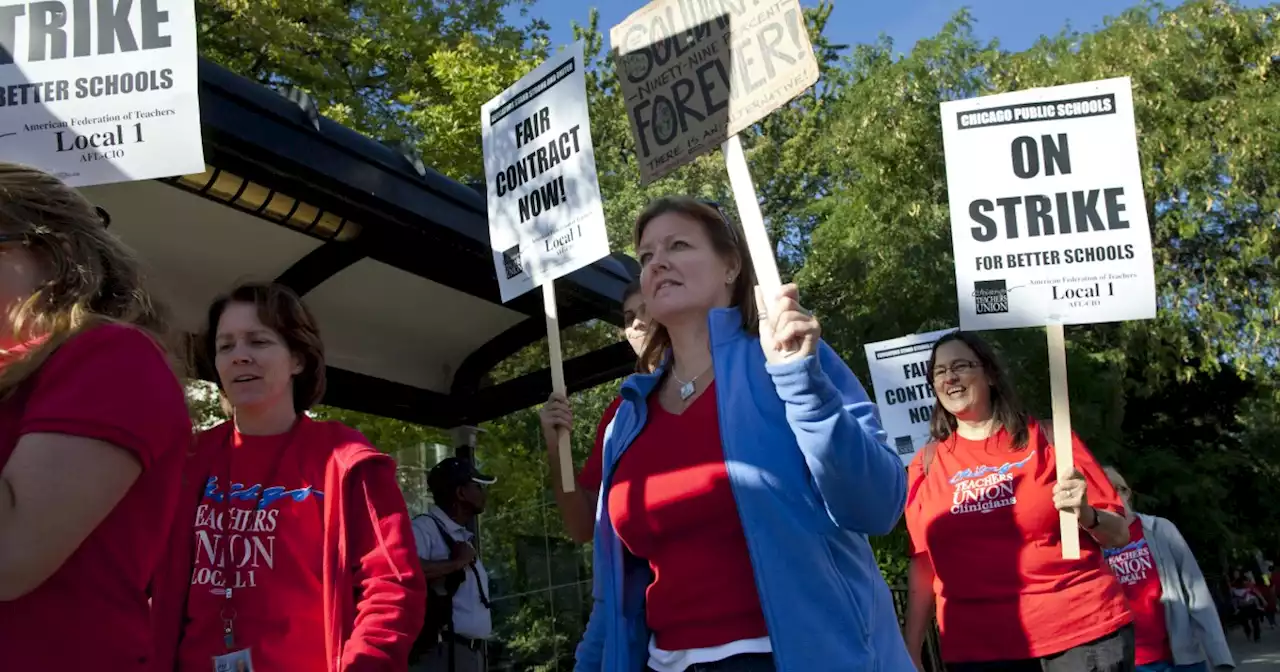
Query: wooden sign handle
723 134 782 300
1046 323 1079 560
543 282 575 493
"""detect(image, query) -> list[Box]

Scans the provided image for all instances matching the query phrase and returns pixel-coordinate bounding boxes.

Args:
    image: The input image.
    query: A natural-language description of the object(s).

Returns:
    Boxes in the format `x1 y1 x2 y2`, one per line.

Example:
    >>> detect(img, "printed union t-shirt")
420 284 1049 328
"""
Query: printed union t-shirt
577 396 623 491
177 419 327 671
1106 519 1172 665
0 324 190 670
905 419 1131 662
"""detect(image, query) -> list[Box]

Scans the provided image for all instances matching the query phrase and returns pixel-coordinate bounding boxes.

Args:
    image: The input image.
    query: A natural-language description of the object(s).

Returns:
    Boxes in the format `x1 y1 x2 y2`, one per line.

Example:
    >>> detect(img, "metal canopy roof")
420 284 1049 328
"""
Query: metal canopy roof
80 58 636 428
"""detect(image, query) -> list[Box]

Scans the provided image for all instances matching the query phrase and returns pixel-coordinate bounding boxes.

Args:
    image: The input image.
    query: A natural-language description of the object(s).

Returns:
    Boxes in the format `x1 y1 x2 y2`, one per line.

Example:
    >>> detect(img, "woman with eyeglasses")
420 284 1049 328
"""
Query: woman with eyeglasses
0 162 191 668
574 197 911 672
903 331 1135 672
152 283 425 672
540 278 648 544
1100 466 1233 672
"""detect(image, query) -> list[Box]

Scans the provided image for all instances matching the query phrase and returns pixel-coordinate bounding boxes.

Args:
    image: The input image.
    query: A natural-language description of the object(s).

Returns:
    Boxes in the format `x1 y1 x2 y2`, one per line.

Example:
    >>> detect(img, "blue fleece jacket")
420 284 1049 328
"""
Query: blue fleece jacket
574 307 913 672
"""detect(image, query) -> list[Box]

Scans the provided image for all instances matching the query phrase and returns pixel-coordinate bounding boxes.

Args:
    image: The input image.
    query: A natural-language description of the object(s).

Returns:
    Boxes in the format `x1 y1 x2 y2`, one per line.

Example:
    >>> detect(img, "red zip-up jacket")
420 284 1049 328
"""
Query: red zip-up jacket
151 418 426 671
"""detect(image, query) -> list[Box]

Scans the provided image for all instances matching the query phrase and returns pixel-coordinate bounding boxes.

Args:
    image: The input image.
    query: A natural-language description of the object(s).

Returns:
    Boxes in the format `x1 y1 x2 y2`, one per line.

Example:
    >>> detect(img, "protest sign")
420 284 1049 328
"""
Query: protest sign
482 41 610 491
481 40 609 304
0 0 203 186
941 77 1156 558
863 328 957 465
940 77 1156 332
611 0 819 186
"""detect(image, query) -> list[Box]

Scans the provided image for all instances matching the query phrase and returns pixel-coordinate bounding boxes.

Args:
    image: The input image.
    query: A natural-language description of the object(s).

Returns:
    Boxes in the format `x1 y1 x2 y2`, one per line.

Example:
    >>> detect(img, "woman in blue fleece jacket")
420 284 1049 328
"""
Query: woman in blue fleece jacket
572 197 912 672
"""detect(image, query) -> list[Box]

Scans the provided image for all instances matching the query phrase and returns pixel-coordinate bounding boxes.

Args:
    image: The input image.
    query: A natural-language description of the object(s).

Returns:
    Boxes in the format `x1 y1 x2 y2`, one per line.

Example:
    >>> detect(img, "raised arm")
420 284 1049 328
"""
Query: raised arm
767 341 907 534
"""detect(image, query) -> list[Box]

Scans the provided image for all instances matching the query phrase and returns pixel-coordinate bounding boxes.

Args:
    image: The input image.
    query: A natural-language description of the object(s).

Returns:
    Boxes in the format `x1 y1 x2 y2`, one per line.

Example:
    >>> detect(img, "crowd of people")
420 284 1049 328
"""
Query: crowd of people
0 161 1244 672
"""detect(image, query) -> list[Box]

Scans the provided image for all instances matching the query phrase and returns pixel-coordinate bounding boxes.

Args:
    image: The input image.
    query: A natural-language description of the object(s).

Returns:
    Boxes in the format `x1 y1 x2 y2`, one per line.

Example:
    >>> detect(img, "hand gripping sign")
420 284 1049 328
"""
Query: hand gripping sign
941 78 1156 558
481 41 611 492
611 0 820 300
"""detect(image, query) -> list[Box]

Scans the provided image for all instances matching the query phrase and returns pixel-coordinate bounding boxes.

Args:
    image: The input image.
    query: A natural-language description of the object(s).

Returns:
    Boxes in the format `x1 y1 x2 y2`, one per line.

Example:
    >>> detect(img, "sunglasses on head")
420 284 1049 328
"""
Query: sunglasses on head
697 199 739 244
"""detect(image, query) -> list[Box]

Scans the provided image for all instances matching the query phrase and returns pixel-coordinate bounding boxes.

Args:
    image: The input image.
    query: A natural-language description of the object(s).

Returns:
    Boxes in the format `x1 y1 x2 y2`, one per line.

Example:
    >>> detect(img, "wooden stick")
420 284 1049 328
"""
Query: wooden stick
722 134 781 300
1046 323 1079 560
543 282 575 493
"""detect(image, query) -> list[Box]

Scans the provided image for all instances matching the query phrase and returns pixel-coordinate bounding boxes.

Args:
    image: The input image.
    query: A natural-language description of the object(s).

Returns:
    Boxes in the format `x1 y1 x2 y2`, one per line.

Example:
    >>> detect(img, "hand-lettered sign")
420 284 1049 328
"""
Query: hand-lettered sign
611 0 819 185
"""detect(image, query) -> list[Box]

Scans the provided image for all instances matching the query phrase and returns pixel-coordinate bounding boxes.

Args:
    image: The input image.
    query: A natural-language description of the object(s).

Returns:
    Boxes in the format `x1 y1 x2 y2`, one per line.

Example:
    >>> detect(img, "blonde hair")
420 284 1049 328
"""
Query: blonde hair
632 196 759 373
0 162 175 398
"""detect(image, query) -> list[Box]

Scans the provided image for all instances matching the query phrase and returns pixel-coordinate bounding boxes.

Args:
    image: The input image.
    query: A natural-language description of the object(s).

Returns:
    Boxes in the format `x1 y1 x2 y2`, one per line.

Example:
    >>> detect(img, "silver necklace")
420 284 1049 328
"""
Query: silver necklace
672 364 712 402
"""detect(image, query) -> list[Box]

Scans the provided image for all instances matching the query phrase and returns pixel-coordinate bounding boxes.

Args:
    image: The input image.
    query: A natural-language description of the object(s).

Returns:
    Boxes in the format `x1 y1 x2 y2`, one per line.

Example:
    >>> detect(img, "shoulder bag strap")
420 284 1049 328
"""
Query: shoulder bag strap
429 515 489 608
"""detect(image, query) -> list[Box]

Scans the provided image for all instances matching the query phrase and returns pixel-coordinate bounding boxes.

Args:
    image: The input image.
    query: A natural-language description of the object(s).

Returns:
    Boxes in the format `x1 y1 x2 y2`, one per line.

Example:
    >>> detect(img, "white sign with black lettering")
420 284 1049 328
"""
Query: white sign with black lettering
611 0 819 185
941 77 1156 331
0 0 203 187
864 328 957 464
481 41 609 303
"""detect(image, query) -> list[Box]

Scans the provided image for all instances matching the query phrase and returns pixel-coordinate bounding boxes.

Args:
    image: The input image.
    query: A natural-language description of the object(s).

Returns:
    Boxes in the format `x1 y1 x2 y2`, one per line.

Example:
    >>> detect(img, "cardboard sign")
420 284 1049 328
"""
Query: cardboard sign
864 328 957 464
611 0 819 185
940 77 1156 331
0 0 204 186
481 41 610 303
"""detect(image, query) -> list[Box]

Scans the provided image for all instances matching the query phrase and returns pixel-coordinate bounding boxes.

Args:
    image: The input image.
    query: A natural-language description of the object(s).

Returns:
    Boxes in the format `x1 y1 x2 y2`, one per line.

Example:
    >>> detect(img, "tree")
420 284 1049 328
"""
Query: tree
196 0 549 180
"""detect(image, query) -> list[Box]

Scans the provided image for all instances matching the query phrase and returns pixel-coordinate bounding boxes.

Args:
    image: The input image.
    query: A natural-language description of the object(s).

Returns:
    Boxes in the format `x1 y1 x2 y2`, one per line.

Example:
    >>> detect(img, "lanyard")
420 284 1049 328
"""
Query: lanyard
218 419 301 650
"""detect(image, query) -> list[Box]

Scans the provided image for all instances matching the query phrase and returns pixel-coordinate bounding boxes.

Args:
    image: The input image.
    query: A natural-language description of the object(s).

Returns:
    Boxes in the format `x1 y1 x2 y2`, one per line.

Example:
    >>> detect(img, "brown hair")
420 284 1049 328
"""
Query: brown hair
203 283 326 413
927 331 1030 449
0 162 174 398
632 197 758 373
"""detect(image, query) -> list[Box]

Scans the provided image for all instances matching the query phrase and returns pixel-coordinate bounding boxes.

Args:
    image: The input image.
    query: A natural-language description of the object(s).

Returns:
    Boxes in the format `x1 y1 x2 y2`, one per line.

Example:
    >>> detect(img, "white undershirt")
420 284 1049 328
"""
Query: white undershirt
646 636 773 672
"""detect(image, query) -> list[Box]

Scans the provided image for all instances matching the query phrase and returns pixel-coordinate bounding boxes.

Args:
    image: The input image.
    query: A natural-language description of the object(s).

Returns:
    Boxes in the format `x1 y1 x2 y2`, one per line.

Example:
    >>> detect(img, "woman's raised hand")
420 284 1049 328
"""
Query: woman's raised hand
539 392 573 453
755 283 821 364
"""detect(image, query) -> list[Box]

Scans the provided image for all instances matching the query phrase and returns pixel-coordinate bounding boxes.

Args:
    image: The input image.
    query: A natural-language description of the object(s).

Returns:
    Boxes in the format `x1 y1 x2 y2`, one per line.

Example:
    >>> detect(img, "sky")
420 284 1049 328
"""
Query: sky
513 0 1269 56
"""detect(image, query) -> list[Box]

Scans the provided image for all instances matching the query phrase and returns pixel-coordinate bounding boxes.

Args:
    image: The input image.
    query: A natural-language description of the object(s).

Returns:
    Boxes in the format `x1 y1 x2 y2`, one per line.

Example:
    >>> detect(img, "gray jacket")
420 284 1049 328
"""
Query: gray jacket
1137 513 1234 669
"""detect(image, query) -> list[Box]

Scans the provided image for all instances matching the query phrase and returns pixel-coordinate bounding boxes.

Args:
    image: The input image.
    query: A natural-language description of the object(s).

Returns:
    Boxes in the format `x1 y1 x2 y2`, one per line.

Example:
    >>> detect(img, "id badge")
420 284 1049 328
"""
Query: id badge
212 649 254 672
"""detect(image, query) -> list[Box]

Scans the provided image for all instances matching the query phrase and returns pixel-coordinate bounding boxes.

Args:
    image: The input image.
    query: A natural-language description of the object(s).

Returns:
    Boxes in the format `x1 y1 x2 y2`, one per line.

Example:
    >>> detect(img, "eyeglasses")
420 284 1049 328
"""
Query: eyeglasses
698 199 740 244
932 360 982 381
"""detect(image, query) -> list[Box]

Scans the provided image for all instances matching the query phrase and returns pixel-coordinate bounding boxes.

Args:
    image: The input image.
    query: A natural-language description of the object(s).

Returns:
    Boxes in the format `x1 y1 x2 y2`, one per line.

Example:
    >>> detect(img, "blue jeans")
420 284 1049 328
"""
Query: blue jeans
1136 662 1209 672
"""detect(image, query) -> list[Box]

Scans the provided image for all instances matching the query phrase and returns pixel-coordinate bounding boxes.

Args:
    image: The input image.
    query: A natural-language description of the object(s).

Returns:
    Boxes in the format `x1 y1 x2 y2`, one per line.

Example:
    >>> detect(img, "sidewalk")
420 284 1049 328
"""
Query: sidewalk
1232 624 1280 670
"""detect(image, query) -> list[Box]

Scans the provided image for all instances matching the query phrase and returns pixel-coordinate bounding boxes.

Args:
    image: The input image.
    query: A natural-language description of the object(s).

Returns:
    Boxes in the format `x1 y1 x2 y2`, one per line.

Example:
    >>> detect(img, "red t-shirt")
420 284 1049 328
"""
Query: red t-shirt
606 384 768 650
905 419 1131 662
1106 519 1171 665
577 396 622 491
177 419 328 671
0 324 190 670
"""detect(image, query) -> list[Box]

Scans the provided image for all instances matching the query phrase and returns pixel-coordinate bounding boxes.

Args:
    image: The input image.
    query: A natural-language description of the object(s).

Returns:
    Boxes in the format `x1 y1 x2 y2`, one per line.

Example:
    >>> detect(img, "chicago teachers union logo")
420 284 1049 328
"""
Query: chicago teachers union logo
974 279 1010 314
1105 538 1154 585
947 453 1032 515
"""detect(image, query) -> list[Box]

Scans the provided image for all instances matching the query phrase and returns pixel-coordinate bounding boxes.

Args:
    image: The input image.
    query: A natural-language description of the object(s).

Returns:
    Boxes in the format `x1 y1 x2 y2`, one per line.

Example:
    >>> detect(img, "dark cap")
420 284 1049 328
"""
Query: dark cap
427 457 496 494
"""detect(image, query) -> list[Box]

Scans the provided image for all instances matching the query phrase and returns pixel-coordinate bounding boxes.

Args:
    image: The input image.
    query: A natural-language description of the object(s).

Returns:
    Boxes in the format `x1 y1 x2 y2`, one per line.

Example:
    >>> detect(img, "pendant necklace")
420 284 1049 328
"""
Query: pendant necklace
672 364 713 402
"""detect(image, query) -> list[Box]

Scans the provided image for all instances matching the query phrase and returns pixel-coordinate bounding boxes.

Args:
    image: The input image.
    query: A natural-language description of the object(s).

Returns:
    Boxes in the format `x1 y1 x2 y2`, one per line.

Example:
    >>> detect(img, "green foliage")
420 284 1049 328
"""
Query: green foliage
195 0 549 181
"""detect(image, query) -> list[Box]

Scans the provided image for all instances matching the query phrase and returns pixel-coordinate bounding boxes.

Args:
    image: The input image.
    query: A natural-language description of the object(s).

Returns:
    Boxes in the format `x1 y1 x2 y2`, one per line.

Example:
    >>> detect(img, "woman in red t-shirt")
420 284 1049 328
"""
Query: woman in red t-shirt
904 331 1134 672
540 278 648 543
1100 466 1233 671
152 283 426 672
0 162 191 669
